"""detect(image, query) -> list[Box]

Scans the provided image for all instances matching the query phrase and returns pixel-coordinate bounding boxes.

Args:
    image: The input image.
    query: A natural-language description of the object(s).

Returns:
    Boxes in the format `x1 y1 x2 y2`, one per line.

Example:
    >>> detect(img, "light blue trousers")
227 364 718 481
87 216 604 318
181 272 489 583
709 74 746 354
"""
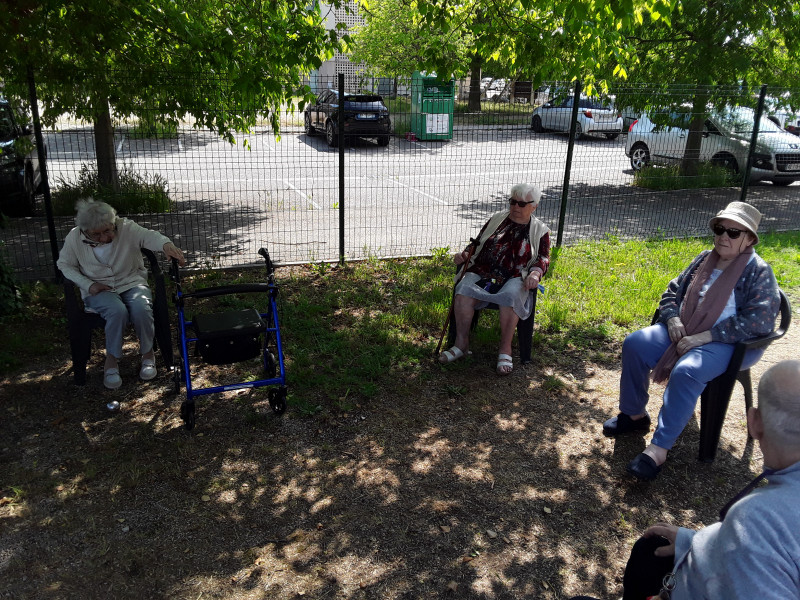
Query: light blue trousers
619 323 763 450
84 285 154 360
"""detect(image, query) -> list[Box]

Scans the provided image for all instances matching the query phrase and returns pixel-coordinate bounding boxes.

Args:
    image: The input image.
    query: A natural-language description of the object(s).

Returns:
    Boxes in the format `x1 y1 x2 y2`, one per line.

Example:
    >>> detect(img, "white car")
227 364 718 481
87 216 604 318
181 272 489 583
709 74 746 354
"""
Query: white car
530 95 623 139
484 79 510 101
625 106 800 185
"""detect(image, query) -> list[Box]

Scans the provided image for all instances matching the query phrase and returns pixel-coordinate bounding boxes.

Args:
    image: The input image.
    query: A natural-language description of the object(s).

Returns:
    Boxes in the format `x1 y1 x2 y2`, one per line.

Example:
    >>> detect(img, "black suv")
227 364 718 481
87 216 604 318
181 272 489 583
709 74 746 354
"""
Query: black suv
304 90 391 147
1 98 44 216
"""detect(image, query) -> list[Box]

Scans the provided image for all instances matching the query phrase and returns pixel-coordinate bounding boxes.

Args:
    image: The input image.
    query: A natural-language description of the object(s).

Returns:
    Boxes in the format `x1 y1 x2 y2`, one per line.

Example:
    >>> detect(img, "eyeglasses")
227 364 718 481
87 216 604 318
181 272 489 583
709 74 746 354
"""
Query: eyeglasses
509 198 534 207
711 224 745 239
82 226 117 246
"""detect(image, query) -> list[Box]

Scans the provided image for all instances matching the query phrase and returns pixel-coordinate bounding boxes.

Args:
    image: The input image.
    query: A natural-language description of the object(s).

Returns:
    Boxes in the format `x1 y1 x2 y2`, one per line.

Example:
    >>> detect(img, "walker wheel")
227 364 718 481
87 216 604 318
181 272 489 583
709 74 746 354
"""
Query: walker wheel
265 351 277 379
172 366 182 395
268 387 287 416
180 400 196 430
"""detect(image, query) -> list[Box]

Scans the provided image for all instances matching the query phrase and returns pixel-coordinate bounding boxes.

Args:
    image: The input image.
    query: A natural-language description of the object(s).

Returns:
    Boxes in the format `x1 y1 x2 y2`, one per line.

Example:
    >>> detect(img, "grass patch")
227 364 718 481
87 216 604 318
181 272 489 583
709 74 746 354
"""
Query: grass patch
633 162 738 190
4 233 798 393
52 163 172 216
156 234 799 413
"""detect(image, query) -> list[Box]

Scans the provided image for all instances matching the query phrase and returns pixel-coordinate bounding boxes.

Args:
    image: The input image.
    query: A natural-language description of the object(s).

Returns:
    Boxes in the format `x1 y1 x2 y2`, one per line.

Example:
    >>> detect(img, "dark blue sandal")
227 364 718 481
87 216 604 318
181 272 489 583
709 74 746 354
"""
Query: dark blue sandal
626 453 662 481
602 412 651 437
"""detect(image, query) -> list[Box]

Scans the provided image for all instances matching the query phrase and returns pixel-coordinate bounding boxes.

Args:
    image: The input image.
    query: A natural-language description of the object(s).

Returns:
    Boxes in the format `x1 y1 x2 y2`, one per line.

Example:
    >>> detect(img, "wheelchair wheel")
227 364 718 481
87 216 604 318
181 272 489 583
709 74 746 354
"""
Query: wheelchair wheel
268 387 287 416
180 400 196 430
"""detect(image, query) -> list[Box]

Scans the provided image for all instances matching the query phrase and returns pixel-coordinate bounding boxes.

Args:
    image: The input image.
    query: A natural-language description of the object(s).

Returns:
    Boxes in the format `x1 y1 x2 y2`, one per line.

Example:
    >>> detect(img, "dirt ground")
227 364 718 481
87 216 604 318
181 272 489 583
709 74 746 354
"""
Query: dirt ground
1 288 797 600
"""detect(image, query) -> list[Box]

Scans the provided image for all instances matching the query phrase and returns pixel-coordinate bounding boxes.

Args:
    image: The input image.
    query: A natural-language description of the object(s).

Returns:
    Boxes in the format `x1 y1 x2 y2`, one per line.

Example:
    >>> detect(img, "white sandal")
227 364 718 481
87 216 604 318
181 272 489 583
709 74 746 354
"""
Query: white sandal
438 346 471 364
496 353 513 375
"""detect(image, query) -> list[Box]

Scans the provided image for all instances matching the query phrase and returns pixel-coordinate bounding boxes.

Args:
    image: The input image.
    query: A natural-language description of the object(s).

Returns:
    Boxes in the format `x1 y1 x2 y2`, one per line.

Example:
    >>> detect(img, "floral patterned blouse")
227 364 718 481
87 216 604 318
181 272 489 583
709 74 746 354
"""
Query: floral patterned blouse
468 217 550 284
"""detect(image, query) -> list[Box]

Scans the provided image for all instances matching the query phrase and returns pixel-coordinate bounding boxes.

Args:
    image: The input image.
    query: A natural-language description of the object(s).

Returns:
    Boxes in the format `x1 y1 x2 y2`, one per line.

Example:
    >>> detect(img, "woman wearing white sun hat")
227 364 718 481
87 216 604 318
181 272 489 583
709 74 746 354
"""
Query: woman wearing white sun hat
603 201 780 480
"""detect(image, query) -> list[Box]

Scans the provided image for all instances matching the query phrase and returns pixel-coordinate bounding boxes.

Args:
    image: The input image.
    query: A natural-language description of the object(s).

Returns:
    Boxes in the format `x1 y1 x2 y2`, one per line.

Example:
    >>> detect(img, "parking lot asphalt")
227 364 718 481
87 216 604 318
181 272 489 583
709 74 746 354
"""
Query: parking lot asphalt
5 127 799 280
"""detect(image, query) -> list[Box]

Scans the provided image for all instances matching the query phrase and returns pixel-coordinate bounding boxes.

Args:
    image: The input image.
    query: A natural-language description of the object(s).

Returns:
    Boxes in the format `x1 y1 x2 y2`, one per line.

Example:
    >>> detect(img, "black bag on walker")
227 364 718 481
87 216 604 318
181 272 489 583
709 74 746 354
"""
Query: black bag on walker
192 308 266 365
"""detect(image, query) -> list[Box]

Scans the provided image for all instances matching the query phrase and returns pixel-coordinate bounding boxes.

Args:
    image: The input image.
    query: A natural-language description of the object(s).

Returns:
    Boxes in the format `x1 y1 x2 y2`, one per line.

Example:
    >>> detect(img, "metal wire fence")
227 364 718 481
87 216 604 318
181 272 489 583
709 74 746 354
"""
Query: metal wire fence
3 73 800 281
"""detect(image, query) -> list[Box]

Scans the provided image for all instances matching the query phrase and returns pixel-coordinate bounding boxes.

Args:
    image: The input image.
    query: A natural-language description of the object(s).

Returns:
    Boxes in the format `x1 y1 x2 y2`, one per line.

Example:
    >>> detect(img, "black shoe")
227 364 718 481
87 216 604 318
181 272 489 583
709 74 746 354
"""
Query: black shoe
602 412 651 437
626 453 662 481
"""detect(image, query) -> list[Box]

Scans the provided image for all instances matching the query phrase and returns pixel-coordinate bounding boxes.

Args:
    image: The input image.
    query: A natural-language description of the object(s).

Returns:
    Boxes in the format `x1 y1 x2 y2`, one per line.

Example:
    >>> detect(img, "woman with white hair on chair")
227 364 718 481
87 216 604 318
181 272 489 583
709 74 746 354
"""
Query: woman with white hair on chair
57 198 186 391
439 183 550 375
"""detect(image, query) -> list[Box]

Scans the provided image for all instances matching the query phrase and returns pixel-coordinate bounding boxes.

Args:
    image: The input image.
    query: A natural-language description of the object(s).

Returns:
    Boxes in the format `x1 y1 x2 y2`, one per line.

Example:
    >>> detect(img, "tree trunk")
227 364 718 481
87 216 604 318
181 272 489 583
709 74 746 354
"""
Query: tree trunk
468 53 482 112
94 99 119 192
680 91 710 177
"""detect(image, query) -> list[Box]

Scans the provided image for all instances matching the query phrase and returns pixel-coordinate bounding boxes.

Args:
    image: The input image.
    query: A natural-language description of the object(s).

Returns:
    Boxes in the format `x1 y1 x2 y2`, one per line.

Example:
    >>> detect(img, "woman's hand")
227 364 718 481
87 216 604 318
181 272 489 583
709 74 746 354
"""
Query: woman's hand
524 271 541 290
642 523 678 557
163 242 186 266
89 282 112 296
667 317 686 342
454 250 470 265
676 331 712 355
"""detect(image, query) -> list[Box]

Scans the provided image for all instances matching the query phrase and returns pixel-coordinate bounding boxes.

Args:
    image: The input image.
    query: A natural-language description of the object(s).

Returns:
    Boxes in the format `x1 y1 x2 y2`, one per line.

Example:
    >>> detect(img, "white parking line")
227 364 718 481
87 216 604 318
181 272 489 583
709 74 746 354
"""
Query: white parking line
389 178 445 204
283 179 321 209
116 135 126 153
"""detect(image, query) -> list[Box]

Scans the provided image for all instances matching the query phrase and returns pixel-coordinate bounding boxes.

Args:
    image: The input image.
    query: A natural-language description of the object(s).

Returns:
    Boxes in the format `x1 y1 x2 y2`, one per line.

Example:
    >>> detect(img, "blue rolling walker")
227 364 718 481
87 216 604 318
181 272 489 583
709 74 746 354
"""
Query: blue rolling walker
170 247 287 429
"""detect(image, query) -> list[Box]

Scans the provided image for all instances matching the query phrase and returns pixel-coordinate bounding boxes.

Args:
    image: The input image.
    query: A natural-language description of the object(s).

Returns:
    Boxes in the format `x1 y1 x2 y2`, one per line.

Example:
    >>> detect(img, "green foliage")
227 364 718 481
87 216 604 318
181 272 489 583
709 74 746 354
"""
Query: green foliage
0 1 346 137
633 162 737 190
0 241 20 318
348 0 475 78
127 115 178 140
52 163 171 216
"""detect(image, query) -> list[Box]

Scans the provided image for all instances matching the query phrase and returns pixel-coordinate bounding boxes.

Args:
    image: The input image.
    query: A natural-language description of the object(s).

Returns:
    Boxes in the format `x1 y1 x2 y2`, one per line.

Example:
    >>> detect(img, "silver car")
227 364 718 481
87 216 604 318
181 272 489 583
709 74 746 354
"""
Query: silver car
625 106 800 185
530 95 623 139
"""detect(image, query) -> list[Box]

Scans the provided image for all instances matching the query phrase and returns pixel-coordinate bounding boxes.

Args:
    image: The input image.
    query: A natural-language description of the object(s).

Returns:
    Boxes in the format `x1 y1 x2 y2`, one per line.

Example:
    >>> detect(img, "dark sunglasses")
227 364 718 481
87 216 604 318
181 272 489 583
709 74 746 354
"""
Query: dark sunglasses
711 224 745 239
509 198 534 207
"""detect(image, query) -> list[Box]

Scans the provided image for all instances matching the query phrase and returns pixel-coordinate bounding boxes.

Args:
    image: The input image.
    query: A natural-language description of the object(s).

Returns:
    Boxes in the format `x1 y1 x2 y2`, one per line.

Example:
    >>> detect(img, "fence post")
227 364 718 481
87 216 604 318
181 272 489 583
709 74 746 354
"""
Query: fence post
338 73 345 265
27 66 60 280
556 79 582 247
739 84 767 203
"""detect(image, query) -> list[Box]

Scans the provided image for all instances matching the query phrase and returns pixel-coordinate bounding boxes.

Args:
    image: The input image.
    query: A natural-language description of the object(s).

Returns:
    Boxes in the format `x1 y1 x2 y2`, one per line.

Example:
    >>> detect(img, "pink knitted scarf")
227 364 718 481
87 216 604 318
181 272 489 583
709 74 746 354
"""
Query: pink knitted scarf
651 248 752 384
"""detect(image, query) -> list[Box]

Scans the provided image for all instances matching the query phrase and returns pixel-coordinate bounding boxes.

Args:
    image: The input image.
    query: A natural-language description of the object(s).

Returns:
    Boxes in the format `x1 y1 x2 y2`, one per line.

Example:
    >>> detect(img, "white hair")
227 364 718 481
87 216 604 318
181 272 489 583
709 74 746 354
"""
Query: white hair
758 360 800 450
74 198 117 231
510 183 542 207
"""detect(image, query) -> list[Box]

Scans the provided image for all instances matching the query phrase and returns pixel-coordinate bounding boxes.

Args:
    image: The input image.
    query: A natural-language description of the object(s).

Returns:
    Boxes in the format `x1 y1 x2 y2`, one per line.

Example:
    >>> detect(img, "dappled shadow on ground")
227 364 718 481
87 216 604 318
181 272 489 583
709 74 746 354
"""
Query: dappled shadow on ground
0 279 780 599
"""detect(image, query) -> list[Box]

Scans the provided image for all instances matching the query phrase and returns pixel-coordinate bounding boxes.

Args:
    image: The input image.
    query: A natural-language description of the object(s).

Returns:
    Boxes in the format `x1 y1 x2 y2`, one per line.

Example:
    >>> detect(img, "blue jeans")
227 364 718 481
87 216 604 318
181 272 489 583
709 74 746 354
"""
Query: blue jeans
619 323 763 450
84 285 154 360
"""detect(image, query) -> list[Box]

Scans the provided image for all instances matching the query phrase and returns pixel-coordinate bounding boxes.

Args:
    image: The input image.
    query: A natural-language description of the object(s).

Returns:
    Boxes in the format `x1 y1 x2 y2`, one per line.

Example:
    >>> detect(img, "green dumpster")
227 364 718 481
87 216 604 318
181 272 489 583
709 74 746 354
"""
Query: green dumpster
410 71 455 141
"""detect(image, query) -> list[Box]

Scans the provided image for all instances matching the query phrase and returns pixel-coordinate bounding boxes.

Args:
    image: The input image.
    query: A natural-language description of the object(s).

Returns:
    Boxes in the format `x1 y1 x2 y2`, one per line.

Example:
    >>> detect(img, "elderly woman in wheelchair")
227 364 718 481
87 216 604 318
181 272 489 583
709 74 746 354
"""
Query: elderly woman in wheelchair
438 183 550 375
57 198 185 390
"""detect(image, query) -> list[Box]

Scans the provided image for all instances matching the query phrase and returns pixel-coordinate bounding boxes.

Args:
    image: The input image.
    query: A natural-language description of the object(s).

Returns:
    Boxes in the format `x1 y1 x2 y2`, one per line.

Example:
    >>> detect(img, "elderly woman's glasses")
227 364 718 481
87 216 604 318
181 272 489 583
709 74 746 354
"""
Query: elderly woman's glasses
711 224 744 239
82 225 117 246
509 198 534 207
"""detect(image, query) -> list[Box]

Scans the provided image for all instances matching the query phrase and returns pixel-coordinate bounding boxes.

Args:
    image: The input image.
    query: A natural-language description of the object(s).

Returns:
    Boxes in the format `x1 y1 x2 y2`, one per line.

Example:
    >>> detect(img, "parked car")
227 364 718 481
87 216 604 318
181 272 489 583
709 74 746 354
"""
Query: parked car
625 106 800 186
484 79 510 102
304 90 391 147
0 98 44 216
530 95 623 139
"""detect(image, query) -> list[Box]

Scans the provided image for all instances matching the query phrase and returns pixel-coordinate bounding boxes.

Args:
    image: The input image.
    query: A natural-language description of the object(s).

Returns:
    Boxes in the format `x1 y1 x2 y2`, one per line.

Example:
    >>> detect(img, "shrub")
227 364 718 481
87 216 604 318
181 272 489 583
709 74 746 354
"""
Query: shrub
0 240 20 317
52 163 171 215
633 162 738 190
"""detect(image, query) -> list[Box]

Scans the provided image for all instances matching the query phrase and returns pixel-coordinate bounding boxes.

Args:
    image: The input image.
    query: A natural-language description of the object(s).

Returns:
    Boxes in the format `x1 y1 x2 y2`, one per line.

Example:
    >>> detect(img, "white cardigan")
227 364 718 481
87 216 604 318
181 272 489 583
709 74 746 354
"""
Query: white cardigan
57 217 172 299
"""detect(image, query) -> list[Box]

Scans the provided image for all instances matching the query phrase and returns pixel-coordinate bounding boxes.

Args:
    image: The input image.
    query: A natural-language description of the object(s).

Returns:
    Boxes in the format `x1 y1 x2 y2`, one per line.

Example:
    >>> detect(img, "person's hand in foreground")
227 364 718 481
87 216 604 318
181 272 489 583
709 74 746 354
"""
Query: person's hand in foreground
642 522 679 557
